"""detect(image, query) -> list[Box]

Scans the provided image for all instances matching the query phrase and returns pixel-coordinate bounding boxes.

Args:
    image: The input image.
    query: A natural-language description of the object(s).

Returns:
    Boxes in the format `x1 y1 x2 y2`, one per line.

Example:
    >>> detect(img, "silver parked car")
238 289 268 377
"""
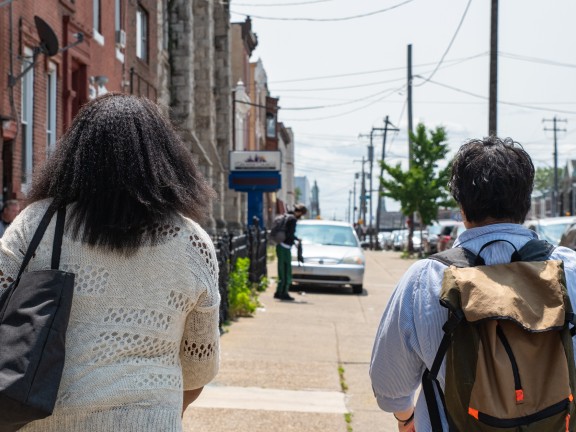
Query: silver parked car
525 216 576 246
291 220 365 294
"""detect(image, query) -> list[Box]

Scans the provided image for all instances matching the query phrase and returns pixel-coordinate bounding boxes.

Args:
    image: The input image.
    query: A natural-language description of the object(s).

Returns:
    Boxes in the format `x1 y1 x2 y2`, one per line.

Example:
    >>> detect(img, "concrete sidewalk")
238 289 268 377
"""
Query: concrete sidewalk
183 250 416 431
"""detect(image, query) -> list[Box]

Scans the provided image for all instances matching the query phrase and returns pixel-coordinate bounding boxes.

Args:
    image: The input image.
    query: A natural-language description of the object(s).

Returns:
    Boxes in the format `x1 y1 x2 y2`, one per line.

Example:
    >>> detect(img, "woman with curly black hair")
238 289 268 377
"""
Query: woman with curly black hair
6 93 220 431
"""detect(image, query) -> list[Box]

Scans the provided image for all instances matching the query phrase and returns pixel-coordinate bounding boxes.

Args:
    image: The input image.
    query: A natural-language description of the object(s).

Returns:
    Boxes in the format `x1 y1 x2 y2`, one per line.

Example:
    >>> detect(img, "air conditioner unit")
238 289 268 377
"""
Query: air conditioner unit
115 29 126 49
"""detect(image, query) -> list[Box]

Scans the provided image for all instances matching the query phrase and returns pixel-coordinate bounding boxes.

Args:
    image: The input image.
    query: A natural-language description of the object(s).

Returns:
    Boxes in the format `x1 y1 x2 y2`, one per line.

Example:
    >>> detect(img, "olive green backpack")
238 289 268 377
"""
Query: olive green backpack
424 239 576 432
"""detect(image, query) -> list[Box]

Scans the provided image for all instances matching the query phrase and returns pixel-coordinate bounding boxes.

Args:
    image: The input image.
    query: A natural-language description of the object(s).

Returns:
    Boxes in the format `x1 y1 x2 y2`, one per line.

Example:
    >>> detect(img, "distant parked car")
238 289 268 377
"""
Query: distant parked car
377 231 393 250
525 216 576 246
402 230 428 252
559 223 576 250
392 229 408 251
382 231 397 250
291 220 365 294
446 222 466 249
423 220 459 254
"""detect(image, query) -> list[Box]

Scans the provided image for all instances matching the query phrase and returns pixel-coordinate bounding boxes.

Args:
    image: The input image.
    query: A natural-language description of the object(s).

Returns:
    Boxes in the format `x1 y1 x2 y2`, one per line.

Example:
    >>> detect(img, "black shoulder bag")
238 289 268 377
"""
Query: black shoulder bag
0 205 75 431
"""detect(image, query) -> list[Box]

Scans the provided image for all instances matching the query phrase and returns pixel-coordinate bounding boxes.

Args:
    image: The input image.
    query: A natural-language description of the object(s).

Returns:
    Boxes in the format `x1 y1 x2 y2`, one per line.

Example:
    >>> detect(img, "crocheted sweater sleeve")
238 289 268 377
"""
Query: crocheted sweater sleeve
180 228 221 390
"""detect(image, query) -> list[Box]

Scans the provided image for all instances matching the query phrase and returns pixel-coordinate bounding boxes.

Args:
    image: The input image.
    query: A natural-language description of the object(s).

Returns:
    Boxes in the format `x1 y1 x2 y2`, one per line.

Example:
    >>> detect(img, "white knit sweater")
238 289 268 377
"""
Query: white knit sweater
0 200 220 431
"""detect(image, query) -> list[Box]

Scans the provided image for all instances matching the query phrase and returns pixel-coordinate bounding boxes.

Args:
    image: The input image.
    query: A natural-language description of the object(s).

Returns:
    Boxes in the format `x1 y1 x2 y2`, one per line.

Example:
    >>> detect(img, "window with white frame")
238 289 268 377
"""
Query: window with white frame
136 5 148 62
115 0 121 33
93 0 104 45
46 63 57 157
114 0 125 61
21 48 34 191
93 0 101 33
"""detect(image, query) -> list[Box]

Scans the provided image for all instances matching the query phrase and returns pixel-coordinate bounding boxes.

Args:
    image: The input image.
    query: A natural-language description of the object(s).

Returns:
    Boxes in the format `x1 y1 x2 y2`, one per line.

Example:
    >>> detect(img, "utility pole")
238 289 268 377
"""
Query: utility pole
368 139 374 248
348 190 352 223
544 116 567 217
375 116 399 249
360 158 367 230
354 158 368 233
489 0 498 135
407 44 413 165
360 128 387 249
353 173 358 223
406 44 415 252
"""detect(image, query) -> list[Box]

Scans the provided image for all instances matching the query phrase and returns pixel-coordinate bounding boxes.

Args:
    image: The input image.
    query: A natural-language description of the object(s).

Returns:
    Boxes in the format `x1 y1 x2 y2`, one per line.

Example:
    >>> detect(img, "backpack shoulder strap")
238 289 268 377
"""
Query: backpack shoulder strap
428 246 477 268
429 238 555 268
516 239 555 262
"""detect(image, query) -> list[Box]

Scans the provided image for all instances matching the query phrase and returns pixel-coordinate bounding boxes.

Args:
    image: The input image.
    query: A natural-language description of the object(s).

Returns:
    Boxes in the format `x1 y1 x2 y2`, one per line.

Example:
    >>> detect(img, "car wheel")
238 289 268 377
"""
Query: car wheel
352 284 363 295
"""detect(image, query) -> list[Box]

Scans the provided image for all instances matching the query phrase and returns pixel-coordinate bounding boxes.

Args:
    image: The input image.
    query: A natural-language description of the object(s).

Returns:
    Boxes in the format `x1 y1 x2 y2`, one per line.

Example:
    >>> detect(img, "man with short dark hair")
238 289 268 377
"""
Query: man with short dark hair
0 200 20 238
369 137 576 431
274 204 307 301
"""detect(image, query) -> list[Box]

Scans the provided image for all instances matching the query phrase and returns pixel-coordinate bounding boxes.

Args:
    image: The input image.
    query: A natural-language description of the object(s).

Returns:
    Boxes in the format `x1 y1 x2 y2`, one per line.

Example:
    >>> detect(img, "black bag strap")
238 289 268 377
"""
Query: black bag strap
422 311 463 431
16 204 66 282
51 207 66 270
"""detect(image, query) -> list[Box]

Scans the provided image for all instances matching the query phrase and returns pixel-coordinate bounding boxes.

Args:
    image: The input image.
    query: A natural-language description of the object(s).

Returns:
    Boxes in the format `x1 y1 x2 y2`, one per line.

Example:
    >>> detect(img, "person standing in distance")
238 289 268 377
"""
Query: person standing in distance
274 204 307 301
0 200 21 238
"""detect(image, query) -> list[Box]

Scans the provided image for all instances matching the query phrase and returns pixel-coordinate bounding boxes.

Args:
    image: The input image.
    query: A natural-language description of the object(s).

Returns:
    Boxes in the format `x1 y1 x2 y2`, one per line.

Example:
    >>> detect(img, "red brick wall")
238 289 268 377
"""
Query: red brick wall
0 0 159 202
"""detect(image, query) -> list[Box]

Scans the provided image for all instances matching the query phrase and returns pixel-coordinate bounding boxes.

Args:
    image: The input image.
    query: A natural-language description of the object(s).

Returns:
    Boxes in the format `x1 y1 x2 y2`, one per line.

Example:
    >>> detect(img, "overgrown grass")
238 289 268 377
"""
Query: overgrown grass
227 257 259 319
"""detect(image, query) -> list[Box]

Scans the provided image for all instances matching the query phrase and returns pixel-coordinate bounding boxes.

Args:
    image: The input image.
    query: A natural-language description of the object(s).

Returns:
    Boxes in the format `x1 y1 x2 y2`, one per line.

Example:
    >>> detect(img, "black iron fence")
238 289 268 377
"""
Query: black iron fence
211 221 267 327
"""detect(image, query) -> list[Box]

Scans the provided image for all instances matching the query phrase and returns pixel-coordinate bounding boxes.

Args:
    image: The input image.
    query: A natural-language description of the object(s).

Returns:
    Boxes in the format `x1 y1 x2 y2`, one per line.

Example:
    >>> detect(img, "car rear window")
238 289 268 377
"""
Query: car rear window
296 225 359 247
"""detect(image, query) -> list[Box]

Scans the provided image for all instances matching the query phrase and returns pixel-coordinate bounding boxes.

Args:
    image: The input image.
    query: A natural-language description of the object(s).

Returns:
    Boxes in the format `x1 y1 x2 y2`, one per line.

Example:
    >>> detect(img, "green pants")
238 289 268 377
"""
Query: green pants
276 245 292 295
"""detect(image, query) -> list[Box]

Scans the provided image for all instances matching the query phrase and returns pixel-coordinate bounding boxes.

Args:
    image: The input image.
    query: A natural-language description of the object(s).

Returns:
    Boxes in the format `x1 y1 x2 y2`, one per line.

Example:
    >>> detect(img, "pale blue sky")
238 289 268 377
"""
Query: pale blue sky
231 0 576 221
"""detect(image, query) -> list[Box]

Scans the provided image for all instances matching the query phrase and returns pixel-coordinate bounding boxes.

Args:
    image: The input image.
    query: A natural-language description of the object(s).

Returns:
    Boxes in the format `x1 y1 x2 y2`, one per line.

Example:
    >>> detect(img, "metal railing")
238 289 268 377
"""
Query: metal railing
211 219 267 327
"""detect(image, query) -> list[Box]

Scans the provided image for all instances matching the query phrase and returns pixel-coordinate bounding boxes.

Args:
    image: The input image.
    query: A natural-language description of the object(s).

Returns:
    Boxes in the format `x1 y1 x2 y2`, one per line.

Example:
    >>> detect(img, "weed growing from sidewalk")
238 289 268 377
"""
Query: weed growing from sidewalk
344 413 353 432
338 364 348 392
339 365 353 431
257 276 269 292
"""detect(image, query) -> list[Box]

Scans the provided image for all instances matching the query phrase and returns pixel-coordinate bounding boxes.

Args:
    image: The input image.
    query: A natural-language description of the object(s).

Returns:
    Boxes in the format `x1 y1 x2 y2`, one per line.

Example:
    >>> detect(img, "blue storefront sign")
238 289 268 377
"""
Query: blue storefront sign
229 170 282 227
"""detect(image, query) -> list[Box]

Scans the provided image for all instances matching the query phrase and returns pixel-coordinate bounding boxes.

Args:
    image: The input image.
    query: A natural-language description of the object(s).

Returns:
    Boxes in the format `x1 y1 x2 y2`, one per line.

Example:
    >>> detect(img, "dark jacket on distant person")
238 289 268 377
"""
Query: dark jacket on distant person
281 212 298 247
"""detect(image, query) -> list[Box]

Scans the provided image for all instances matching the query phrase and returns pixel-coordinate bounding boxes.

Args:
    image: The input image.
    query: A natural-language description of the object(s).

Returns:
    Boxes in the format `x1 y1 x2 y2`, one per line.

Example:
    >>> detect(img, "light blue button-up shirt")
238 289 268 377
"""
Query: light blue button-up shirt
369 223 576 432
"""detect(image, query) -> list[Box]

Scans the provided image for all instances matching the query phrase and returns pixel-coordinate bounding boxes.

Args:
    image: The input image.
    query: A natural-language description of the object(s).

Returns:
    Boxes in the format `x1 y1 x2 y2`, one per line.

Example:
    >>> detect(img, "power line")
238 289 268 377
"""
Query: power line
283 85 406 121
272 53 487 92
419 78 576 115
416 0 473 86
273 77 406 92
269 50 575 88
499 51 576 69
233 0 333 6
270 52 488 84
231 0 413 22
281 87 401 110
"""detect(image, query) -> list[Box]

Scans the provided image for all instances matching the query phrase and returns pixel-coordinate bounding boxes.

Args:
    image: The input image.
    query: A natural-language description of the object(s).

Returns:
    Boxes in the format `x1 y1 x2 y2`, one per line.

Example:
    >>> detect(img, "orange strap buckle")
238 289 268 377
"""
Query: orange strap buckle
468 407 479 420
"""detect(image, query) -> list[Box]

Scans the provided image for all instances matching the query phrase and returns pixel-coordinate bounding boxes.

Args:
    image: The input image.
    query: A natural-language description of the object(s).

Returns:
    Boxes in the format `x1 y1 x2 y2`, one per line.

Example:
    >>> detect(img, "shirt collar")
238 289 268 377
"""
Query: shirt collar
454 223 537 248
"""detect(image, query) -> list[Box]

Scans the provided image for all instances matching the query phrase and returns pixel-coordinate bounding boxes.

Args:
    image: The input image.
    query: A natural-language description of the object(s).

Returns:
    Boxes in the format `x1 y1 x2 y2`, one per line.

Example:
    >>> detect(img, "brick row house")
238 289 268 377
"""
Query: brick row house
230 18 295 227
0 1 294 232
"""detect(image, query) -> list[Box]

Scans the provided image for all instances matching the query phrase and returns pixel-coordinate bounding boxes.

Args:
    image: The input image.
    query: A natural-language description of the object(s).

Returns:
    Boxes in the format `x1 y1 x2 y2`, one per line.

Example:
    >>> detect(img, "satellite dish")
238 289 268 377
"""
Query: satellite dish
34 16 58 57
8 15 71 86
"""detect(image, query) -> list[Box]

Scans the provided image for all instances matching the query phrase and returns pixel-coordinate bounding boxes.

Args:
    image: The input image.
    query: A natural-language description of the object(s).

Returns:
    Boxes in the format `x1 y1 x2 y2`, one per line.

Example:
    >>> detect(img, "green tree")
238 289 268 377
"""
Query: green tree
380 123 453 253
295 187 302 203
533 166 559 196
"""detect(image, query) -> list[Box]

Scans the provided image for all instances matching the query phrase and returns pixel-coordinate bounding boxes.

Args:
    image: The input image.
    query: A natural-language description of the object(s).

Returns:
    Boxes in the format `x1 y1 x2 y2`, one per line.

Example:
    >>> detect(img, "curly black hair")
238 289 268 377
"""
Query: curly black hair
27 93 215 254
449 136 534 224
